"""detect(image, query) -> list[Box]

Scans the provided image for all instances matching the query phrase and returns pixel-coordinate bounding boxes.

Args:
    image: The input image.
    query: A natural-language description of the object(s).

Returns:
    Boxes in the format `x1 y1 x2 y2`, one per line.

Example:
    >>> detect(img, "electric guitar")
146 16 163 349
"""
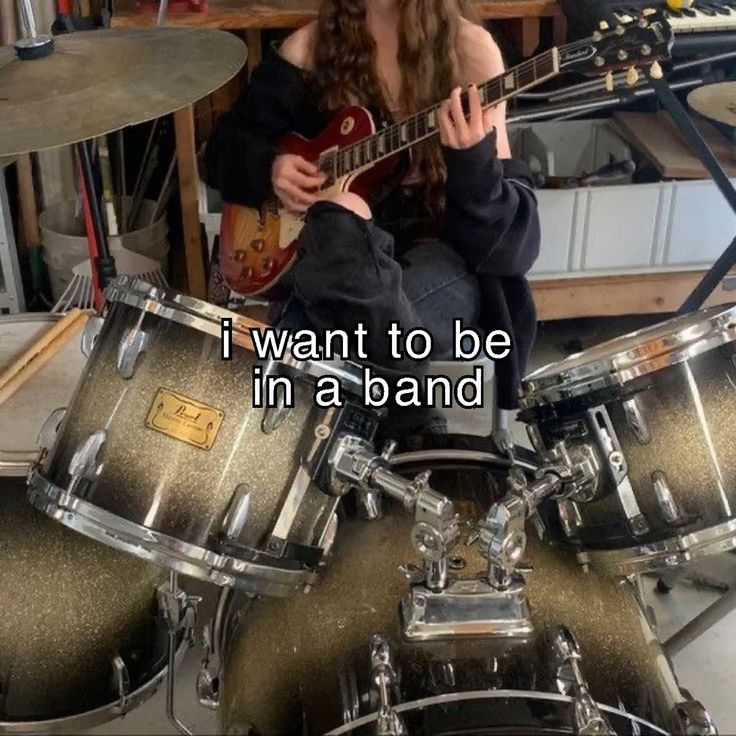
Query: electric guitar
220 12 673 296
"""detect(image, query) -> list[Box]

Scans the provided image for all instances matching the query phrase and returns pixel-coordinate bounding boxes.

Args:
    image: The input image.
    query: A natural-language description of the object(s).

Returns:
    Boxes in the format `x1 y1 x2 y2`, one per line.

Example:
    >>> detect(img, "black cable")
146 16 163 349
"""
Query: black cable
77 140 118 288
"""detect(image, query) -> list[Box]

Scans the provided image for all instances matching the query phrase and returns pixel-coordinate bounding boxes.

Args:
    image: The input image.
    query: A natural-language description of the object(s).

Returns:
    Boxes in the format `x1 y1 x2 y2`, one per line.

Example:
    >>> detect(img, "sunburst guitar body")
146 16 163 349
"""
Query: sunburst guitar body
219 107 401 296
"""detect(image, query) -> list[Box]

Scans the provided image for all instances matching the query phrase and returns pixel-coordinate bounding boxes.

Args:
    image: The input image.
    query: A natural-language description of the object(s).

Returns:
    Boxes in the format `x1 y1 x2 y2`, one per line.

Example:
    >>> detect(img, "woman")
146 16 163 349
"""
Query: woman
205 0 540 434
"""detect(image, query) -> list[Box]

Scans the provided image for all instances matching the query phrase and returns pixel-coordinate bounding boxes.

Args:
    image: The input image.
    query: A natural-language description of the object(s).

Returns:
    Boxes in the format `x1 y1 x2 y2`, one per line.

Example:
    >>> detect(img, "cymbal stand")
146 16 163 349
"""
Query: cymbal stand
14 0 119 294
643 68 736 314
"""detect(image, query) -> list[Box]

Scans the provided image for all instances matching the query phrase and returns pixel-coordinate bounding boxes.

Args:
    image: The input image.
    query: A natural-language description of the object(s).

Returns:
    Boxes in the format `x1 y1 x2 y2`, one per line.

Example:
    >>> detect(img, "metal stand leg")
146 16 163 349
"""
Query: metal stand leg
665 584 736 658
158 570 198 736
76 140 118 290
646 73 736 314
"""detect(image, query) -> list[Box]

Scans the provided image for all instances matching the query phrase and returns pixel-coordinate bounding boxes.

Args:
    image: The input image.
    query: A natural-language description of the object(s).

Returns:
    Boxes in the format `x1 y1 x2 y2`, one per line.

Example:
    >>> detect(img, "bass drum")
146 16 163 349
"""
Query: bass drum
216 457 713 735
0 476 174 732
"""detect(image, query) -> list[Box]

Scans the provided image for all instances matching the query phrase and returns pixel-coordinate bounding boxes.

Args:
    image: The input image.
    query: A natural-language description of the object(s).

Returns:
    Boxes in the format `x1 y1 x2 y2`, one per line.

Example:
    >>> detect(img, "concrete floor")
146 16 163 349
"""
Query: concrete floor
86 315 736 734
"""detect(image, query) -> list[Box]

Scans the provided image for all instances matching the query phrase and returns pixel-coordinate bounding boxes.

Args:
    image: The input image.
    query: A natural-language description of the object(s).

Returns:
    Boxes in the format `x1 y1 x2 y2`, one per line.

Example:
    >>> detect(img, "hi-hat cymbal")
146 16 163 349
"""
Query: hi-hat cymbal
0 27 246 157
688 82 736 128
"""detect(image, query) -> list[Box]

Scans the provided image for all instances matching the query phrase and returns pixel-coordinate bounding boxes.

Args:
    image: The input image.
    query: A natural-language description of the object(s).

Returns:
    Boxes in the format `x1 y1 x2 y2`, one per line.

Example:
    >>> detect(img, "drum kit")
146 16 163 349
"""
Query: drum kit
0 13 731 736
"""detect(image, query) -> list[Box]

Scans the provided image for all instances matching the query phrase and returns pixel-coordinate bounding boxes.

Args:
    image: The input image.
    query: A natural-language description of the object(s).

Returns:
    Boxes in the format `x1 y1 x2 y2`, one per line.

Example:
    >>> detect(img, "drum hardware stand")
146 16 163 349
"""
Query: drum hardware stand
197 588 232 711
13 0 118 293
15 0 54 60
642 68 736 315
157 570 200 736
550 627 616 736
473 442 600 590
370 635 407 736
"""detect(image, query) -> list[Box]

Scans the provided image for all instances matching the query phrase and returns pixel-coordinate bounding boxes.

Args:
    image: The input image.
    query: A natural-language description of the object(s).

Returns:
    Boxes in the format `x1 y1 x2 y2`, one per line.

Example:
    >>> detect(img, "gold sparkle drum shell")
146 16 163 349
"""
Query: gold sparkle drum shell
216 462 707 735
521 306 736 575
0 476 174 733
28 277 377 596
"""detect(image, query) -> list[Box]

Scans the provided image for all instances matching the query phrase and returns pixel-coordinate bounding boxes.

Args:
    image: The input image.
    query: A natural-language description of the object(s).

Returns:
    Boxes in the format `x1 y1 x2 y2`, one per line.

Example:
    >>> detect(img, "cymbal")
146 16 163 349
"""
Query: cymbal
688 82 736 128
0 28 246 157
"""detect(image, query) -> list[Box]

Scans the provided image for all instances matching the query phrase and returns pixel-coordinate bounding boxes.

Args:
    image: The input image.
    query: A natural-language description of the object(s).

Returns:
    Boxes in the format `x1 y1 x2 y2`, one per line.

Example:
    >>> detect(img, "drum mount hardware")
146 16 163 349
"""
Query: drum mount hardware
328 436 602 642
158 570 200 736
369 635 407 736
550 627 615 736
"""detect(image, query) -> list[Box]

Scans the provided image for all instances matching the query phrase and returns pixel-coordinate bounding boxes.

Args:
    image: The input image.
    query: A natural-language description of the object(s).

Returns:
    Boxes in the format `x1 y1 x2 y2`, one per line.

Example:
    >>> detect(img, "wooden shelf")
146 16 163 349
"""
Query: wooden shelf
532 270 736 321
112 0 562 30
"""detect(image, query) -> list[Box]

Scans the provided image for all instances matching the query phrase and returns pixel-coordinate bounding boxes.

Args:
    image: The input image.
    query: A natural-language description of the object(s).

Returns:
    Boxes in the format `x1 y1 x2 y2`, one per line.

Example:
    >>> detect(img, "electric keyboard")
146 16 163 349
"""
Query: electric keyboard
563 1 736 55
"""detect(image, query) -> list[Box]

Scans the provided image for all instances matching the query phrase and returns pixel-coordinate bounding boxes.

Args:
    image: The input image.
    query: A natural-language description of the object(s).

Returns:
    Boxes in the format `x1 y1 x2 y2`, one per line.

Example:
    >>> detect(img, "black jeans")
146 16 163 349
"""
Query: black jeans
282 202 481 374
280 202 481 435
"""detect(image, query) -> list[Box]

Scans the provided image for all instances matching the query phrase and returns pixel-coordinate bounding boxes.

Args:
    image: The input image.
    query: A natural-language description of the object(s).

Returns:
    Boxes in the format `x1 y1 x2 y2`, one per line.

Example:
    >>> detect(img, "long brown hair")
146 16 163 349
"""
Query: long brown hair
311 0 470 211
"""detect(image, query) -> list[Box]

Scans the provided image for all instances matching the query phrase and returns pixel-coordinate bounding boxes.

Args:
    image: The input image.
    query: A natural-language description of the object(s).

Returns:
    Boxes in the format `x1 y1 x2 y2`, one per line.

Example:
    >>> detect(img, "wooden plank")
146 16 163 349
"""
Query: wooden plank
615 111 736 179
532 271 736 321
173 105 207 299
112 0 561 29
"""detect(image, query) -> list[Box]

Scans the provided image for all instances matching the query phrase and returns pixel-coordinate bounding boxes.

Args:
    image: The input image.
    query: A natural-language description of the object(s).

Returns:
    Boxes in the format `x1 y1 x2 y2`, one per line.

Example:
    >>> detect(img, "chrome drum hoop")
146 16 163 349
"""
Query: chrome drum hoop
325 690 669 735
28 468 319 597
0 637 188 735
522 304 736 407
581 518 736 576
105 275 253 344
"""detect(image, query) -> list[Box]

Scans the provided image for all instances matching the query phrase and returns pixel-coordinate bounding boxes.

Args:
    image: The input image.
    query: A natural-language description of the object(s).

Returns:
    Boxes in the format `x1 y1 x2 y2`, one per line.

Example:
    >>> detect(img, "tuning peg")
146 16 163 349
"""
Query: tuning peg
649 60 664 80
599 20 610 31
605 72 614 92
626 67 640 86
642 7 657 15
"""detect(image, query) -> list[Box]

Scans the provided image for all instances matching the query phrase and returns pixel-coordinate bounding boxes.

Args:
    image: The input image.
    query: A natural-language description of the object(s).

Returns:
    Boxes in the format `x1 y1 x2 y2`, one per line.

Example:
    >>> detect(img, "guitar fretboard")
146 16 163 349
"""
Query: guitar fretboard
325 47 559 180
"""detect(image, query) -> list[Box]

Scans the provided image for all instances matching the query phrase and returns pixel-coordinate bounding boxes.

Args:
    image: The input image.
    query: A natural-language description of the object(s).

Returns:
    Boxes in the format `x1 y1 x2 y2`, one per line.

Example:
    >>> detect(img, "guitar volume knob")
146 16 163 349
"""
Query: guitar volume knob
251 239 265 252
261 258 274 274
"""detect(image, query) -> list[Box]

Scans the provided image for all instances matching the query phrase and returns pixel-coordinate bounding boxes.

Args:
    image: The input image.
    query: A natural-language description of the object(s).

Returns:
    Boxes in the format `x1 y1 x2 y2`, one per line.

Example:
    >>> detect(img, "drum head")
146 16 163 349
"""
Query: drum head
0 314 86 476
523 305 736 406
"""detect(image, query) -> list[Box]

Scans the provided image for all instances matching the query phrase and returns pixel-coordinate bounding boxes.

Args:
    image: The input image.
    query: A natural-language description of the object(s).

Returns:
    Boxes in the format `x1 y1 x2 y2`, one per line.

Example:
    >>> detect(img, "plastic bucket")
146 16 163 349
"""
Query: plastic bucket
40 197 169 301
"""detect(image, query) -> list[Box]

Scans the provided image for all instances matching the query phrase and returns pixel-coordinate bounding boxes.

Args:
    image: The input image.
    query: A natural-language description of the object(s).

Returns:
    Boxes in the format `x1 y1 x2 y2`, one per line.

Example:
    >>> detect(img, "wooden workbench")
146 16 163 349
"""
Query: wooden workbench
112 0 565 298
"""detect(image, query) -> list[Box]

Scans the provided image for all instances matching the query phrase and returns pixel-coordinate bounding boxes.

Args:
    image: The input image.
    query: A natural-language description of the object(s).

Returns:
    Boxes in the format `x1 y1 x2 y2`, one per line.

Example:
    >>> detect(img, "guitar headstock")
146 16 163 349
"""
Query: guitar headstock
558 9 673 82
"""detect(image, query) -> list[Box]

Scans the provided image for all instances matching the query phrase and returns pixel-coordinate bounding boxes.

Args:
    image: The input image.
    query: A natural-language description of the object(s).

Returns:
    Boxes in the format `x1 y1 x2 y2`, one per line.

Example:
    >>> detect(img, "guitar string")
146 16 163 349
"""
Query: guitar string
327 31 647 179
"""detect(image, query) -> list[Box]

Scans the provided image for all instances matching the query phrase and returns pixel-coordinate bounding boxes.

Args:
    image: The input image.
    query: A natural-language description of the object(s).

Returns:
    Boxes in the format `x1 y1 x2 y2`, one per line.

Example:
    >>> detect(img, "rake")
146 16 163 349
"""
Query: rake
52 246 167 312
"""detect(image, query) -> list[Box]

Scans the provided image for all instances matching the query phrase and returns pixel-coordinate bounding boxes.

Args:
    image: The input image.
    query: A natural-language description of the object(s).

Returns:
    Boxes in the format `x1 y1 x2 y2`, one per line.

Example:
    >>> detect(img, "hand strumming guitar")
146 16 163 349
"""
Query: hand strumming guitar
271 154 327 215
438 85 495 150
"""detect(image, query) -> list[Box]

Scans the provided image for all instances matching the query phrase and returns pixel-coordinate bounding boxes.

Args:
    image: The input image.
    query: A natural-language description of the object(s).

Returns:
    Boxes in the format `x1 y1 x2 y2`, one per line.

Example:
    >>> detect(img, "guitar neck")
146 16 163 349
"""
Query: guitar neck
330 47 560 179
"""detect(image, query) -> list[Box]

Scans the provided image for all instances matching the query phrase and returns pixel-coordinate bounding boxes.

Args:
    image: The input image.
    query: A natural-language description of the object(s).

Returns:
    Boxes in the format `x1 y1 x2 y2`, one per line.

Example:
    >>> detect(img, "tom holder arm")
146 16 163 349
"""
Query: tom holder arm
328 435 460 593
476 441 601 592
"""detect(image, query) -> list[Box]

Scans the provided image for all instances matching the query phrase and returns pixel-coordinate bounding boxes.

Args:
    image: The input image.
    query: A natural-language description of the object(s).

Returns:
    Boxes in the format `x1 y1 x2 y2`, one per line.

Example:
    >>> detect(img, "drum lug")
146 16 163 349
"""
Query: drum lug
116 326 149 379
587 406 650 537
550 626 616 736
81 315 105 357
221 484 252 541
653 471 684 525
622 396 651 444
111 655 131 714
196 624 221 710
37 407 66 452
670 699 718 735
67 429 107 496
261 393 291 434
557 498 584 538
369 635 407 736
